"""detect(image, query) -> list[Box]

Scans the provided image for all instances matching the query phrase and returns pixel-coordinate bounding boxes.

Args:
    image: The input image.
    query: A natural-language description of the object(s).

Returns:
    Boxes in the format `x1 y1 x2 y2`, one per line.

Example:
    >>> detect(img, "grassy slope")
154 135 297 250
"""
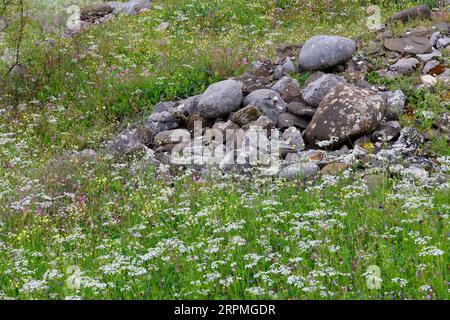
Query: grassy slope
0 0 448 299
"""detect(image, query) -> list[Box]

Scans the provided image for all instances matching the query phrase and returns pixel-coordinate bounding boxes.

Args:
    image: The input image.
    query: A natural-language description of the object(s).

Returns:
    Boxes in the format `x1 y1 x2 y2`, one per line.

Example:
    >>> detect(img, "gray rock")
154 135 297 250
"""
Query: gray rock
394 127 423 151
278 162 320 180
197 80 243 118
303 71 325 87
305 85 385 149
383 90 406 121
244 89 284 108
153 129 191 152
108 129 147 159
438 69 450 86
302 74 346 107
287 101 316 118
391 4 431 23
110 0 151 15
277 112 309 130
274 65 283 80
299 35 356 70
390 57 419 74
436 37 450 49
429 32 440 47
271 76 301 103
171 95 200 117
416 50 441 62
241 116 276 132
281 57 296 73
372 121 401 142
384 37 431 54
435 113 449 134
243 89 287 123
152 101 175 114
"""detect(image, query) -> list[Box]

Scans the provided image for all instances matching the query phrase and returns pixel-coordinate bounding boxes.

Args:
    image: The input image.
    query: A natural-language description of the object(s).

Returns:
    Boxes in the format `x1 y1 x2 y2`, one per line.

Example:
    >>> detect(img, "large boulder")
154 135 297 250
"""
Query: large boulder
197 80 243 118
305 85 385 149
302 74 346 107
299 35 356 71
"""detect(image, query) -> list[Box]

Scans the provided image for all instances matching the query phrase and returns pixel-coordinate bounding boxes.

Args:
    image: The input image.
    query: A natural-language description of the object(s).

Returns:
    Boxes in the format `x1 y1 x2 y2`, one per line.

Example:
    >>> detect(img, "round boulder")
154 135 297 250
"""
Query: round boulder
305 85 385 149
299 35 356 71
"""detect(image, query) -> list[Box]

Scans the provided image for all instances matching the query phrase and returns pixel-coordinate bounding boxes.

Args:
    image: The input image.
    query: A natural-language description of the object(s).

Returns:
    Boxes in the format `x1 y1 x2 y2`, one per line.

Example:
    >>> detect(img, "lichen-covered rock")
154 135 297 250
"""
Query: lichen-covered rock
305 85 385 149
302 74 346 107
390 57 419 74
197 80 243 118
394 127 423 151
299 35 356 71
372 121 401 142
383 90 406 121
232 105 261 126
391 4 431 23
271 76 301 102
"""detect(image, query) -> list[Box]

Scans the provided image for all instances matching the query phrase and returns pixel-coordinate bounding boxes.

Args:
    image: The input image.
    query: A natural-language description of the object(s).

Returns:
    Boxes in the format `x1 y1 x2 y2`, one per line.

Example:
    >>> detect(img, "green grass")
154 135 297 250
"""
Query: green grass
0 161 448 299
0 0 448 300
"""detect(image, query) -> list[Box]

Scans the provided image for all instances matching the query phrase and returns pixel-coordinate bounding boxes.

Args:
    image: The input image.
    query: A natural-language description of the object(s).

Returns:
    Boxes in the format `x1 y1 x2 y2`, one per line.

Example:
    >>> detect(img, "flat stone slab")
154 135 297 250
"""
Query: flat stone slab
384 36 431 54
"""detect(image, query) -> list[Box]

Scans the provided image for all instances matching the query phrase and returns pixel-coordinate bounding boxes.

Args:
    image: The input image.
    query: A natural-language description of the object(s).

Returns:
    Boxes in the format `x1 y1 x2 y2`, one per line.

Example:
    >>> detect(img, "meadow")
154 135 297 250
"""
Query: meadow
0 0 448 299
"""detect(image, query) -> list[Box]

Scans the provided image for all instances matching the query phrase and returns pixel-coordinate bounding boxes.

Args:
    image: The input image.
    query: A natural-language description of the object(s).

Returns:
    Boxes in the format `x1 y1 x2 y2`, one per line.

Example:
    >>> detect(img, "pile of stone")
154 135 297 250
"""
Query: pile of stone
104 27 448 179
372 5 450 86
64 0 151 36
